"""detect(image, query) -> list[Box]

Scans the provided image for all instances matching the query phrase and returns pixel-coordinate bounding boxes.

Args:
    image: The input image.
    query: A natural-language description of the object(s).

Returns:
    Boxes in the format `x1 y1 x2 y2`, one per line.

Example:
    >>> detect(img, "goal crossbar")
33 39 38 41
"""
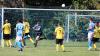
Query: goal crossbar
0 8 100 12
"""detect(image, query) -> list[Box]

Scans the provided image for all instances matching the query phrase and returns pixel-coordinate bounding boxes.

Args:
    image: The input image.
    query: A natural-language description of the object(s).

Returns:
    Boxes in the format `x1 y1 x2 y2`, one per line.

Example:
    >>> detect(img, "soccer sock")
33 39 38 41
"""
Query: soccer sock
29 38 34 43
17 41 23 49
88 38 92 48
8 40 12 46
56 44 59 51
61 45 65 51
14 41 17 47
5 40 9 47
22 39 26 46
93 43 96 49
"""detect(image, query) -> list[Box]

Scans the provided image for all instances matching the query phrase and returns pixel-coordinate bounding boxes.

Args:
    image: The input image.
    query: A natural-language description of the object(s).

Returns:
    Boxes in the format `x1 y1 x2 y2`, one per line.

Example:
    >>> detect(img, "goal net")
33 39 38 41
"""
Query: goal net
0 8 100 47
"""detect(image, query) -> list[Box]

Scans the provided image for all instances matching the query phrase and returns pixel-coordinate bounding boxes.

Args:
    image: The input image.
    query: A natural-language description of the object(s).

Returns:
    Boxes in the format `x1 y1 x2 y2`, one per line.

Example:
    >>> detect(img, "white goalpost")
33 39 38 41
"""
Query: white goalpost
1 8 100 47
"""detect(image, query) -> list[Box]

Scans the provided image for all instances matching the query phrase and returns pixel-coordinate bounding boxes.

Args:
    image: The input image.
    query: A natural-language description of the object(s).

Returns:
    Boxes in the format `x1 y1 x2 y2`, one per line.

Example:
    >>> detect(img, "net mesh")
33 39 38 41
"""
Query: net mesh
0 8 100 42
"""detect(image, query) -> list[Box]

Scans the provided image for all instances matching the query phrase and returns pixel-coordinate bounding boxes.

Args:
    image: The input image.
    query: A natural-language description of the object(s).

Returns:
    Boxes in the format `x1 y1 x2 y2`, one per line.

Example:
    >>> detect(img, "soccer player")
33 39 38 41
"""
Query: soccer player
87 18 95 50
3 19 12 47
33 22 42 47
92 22 100 50
23 19 34 46
54 23 65 52
15 19 24 52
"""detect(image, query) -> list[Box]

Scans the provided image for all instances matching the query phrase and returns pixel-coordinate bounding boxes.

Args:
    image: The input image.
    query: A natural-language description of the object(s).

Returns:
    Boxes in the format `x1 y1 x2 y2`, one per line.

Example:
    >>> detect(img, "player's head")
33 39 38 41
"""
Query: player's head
5 19 8 23
57 23 61 27
95 22 99 27
23 19 28 22
36 21 40 25
99 22 100 26
17 19 22 23
89 18 93 22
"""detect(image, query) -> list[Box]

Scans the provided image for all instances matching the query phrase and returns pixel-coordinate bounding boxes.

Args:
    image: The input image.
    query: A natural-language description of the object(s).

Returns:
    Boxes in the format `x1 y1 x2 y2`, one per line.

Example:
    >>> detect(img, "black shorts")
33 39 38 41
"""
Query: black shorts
25 33 30 36
92 37 99 43
56 39 64 45
35 31 42 36
3 34 11 40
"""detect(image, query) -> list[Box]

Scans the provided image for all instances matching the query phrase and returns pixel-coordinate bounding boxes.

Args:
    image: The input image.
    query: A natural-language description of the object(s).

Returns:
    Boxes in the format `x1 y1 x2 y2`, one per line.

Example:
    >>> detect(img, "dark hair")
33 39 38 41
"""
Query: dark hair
89 18 93 21
17 19 22 23
96 22 99 26
23 19 28 22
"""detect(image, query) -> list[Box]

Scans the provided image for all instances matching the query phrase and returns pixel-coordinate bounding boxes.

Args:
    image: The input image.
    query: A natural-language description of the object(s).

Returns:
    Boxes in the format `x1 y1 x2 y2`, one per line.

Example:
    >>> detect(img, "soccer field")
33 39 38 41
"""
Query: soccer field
0 40 100 56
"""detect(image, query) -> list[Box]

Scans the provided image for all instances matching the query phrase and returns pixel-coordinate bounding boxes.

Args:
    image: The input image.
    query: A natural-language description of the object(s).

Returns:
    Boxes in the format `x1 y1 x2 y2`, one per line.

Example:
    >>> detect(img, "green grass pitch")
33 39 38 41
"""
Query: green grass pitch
0 40 100 56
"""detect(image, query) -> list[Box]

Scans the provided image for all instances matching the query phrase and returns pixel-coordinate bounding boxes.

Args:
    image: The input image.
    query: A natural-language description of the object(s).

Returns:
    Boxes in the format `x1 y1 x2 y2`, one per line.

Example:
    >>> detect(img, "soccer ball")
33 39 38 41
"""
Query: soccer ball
61 4 65 7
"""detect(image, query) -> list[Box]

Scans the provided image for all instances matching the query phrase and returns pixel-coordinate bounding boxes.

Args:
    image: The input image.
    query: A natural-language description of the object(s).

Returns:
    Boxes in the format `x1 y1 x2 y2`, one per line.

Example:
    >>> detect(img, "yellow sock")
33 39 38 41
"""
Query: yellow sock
61 45 65 51
8 40 12 47
5 40 9 47
93 44 96 49
29 38 34 43
56 44 59 51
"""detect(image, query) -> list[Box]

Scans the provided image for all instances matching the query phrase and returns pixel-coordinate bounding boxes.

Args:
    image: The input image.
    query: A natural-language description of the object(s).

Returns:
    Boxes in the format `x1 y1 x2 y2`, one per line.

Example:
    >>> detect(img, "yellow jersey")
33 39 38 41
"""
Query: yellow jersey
23 22 30 33
3 23 11 34
55 26 64 39
94 26 100 38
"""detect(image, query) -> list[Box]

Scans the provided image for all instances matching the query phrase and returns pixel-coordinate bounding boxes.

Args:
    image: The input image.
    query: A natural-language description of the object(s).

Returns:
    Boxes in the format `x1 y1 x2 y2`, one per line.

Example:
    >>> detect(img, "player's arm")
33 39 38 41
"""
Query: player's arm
23 24 25 34
87 23 93 30
28 22 30 30
2 24 5 32
54 28 57 37
62 28 64 37
9 23 11 33
15 24 18 32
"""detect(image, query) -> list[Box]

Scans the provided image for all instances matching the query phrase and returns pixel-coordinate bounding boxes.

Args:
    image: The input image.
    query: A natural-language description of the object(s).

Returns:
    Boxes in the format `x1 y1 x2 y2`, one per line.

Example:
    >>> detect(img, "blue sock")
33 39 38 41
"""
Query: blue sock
16 41 22 49
24 35 28 39
88 38 92 48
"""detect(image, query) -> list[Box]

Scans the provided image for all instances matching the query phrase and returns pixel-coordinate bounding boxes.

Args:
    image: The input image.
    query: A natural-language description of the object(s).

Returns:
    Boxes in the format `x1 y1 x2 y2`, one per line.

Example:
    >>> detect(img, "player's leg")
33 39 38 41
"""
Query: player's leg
16 41 23 52
23 33 28 46
34 35 40 47
92 37 96 49
88 32 93 50
8 34 12 47
13 40 17 48
4 34 9 47
28 34 34 43
16 36 23 52
56 39 59 51
5 40 9 47
60 39 65 51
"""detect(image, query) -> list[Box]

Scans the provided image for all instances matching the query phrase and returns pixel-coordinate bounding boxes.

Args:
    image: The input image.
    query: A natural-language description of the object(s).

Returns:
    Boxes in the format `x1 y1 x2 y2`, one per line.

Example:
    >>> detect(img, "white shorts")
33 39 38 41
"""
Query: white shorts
16 36 22 42
88 32 94 39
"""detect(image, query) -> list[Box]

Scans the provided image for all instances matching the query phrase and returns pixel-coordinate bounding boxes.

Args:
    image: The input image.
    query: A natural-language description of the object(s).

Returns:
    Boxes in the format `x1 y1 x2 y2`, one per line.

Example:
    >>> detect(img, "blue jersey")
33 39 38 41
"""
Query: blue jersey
16 23 24 37
88 22 95 33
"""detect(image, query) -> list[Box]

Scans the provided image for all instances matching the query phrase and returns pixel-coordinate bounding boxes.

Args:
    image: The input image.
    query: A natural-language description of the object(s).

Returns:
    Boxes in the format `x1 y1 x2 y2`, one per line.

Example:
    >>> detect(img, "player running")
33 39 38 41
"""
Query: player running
54 23 65 52
3 19 12 47
15 19 24 52
87 18 95 50
33 22 42 47
23 19 34 46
